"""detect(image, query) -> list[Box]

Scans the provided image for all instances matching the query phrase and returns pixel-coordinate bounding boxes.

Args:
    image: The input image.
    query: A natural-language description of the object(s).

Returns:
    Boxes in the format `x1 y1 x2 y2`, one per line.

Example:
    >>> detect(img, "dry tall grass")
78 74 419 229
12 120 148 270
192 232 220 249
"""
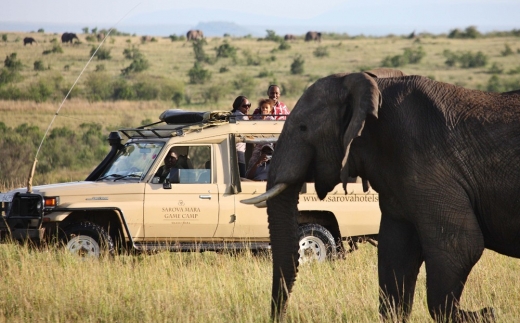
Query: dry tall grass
0 243 519 322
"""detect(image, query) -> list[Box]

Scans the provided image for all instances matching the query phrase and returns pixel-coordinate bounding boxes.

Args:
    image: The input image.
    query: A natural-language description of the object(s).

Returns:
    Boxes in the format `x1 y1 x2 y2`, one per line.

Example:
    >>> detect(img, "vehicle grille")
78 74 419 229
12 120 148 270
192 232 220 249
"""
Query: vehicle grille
8 194 42 218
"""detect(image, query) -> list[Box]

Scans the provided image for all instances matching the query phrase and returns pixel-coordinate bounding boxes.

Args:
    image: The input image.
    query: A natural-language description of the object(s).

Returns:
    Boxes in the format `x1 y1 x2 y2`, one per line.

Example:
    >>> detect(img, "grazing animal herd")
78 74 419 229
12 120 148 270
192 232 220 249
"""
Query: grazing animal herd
21 30 325 46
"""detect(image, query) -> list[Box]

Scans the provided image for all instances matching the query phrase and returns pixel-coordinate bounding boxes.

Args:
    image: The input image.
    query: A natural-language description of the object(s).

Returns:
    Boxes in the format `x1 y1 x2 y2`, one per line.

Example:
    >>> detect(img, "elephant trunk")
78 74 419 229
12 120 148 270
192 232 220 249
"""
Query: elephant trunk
266 183 301 321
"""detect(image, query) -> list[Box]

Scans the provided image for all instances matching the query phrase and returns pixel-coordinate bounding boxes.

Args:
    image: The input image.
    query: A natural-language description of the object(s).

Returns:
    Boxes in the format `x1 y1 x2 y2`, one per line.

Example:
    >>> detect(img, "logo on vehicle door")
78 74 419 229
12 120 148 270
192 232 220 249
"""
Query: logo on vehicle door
178 200 185 206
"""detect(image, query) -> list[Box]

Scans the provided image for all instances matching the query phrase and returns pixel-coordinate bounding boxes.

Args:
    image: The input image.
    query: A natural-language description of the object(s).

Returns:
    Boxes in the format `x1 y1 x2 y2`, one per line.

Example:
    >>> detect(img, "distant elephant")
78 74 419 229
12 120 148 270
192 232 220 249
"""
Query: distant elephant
186 29 204 41
61 32 79 44
141 35 153 43
97 33 105 41
305 31 321 42
23 37 36 46
284 34 296 41
242 68 520 322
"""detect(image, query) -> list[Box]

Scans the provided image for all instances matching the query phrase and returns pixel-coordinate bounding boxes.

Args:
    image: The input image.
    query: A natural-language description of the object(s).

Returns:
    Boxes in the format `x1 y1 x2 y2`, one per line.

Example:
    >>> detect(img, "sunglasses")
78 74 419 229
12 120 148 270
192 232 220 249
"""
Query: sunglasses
241 103 251 108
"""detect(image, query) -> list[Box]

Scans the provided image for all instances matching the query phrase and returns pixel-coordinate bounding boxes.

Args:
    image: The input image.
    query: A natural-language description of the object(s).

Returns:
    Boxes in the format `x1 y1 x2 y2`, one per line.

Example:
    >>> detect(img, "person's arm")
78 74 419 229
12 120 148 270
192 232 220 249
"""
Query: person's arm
246 153 268 180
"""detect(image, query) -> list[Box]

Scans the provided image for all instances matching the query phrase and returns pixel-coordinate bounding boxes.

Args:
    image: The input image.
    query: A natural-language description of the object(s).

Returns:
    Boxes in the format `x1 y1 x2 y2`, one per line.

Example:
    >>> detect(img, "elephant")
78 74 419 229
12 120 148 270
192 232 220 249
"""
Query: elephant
186 29 204 41
284 34 296 41
242 68 520 322
23 37 36 46
305 31 321 42
61 32 79 44
97 32 105 41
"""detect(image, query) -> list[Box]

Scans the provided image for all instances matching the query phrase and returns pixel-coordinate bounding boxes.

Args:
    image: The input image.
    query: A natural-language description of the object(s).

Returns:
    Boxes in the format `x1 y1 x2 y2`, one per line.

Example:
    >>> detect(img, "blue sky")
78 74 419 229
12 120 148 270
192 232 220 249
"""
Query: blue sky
2 0 519 36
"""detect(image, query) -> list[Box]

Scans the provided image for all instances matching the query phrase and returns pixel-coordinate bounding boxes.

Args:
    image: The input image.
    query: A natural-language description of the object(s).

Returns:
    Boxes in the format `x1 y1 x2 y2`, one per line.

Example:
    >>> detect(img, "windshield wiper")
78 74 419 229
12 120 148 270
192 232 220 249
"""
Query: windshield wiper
113 173 142 181
96 174 125 181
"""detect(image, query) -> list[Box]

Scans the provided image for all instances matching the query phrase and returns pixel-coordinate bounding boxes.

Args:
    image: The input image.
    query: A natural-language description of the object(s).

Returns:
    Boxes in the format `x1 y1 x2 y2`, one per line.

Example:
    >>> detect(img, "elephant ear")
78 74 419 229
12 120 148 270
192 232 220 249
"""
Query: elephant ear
340 73 382 192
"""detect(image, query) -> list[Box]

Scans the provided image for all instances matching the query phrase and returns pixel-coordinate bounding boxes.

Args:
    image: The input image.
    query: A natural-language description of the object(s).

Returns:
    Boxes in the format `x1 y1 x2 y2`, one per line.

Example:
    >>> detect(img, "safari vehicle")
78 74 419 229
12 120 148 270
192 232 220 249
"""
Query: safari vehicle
0 110 380 261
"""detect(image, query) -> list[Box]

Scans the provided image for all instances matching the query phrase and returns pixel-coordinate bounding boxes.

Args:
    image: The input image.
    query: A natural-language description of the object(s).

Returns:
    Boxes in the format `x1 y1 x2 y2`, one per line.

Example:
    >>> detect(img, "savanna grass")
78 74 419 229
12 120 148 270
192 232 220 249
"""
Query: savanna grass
0 242 519 322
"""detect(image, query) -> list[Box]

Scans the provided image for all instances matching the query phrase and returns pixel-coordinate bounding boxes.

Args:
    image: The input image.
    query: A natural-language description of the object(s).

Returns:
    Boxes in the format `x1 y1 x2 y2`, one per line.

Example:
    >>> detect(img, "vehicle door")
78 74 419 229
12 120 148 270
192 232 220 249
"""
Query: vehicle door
144 145 219 239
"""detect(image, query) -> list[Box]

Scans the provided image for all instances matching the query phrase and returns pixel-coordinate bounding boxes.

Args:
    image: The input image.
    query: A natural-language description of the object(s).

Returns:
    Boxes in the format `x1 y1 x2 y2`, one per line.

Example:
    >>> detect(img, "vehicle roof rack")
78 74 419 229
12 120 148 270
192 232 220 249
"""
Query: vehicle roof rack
118 110 231 139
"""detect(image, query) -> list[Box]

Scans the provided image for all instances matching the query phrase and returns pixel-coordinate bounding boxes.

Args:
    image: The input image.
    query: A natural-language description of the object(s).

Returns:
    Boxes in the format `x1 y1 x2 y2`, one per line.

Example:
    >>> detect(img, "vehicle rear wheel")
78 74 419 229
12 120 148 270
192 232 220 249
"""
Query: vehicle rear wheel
298 223 337 263
62 222 114 258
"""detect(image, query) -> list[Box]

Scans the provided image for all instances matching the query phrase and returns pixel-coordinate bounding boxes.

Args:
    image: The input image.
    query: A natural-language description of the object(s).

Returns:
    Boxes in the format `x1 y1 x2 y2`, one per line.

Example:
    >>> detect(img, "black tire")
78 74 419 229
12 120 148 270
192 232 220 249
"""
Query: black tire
62 222 115 258
298 223 337 263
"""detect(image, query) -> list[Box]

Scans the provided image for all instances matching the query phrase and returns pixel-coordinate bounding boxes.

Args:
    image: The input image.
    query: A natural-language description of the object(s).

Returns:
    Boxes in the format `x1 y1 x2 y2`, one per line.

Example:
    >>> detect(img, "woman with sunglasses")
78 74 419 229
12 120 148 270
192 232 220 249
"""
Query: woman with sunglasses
231 96 251 177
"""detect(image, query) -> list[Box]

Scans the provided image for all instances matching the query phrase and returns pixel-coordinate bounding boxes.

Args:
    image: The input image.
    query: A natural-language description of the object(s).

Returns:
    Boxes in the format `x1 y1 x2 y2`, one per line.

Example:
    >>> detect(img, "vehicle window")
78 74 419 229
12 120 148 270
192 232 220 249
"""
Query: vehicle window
154 145 211 184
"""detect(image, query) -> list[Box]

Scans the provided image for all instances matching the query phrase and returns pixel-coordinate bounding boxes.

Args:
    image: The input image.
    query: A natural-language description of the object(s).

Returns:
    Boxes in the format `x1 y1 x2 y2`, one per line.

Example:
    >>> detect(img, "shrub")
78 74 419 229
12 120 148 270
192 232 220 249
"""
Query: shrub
219 66 229 73
443 50 488 68
133 82 159 100
42 44 63 55
290 55 305 75
4 53 23 71
90 46 112 60
258 69 273 78
192 39 208 63
486 75 520 92
33 60 46 71
313 46 329 58
123 46 143 60
381 46 425 67
278 41 291 51
264 30 282 42
121 57 150 75
488 63 503 74
448 26 481 39
111 78 135 100
507 66 520 75
84 72 113 101
27 80 54 102
85 35 96 42
0 68 22 85
188 62 211 84
215 42 237 59
95 64 105 72
501 44 514 56
458 51 488 68
1 34 7 42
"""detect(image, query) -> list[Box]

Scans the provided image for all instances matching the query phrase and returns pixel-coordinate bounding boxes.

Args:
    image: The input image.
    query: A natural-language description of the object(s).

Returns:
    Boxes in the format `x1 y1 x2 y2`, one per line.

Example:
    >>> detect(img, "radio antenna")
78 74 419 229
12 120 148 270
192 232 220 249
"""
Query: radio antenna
26 2 142 193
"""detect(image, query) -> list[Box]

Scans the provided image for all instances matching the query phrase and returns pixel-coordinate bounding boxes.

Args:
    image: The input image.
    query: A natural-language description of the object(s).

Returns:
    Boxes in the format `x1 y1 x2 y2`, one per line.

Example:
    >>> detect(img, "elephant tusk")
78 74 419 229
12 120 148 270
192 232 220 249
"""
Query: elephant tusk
240 183 288 205
254 201 267 208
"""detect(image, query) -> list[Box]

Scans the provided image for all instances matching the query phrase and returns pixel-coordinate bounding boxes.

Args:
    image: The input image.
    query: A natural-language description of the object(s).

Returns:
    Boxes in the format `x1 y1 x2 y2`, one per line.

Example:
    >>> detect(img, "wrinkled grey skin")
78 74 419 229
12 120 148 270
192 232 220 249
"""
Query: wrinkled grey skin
304 31 321 42
61 32 79 44
186 29 204 41
265 69 520 322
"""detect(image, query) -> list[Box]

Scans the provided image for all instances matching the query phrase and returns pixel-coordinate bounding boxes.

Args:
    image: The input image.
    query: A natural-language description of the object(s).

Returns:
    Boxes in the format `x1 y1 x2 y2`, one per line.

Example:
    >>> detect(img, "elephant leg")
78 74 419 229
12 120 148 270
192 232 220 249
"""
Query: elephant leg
420 207 493 322
378 215 423 322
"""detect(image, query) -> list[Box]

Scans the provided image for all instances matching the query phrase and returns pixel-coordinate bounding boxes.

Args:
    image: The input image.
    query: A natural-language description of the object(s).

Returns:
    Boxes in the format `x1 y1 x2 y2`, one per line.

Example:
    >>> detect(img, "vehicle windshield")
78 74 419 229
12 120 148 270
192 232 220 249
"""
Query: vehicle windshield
98 142 164 181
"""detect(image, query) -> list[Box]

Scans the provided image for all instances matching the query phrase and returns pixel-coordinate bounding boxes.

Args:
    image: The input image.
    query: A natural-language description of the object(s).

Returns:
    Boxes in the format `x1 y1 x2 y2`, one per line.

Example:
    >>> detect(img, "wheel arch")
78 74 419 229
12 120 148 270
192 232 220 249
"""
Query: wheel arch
46 207 132 246
297 211 342 246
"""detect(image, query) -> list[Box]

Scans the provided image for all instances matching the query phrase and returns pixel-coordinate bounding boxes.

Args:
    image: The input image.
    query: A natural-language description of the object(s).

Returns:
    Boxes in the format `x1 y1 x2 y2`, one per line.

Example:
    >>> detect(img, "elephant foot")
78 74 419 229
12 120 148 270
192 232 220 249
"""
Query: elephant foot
452 307 496 323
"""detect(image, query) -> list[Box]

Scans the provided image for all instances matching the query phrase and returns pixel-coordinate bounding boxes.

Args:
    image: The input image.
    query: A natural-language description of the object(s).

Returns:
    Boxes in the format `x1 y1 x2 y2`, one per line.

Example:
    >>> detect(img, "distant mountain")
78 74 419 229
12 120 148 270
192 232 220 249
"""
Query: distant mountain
193 22 254 37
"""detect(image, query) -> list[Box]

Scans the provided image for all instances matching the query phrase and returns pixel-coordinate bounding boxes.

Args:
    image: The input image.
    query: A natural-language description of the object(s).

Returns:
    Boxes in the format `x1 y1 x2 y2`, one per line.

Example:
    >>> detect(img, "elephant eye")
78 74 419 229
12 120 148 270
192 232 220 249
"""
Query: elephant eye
299 124 307 132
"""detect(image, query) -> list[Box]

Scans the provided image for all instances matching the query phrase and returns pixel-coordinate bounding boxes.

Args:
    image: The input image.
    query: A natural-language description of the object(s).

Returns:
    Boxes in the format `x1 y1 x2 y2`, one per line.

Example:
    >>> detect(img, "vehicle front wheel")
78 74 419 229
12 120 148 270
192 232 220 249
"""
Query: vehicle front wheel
298 224 337 264
62 222 114 258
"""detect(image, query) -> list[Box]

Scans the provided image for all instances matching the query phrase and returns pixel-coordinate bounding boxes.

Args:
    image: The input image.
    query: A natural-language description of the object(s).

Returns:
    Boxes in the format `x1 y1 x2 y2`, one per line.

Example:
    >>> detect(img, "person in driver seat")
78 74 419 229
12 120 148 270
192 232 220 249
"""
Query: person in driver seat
156 148 191 183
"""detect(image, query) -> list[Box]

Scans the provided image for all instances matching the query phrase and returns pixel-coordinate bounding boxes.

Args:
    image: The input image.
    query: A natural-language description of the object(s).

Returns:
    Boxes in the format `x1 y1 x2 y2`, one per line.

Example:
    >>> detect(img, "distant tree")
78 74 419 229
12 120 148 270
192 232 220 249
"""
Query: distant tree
1 34 7 43
82 27 89 34
37 28 44 33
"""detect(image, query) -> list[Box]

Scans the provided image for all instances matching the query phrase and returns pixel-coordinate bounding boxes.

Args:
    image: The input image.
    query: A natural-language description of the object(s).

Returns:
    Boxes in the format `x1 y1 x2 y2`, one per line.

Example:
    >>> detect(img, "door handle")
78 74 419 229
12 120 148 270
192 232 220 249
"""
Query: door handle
199 195 212 200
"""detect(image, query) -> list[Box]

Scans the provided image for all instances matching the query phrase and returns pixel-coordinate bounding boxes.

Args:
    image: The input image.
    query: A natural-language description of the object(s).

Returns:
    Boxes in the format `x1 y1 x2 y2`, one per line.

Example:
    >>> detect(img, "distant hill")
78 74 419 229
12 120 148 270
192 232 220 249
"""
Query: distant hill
193 22 254 37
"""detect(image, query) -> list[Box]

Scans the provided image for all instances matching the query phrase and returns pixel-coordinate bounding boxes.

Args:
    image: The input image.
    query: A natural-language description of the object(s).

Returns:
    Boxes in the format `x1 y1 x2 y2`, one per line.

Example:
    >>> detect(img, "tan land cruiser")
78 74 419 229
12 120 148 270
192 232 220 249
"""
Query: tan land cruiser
0 110 380 261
